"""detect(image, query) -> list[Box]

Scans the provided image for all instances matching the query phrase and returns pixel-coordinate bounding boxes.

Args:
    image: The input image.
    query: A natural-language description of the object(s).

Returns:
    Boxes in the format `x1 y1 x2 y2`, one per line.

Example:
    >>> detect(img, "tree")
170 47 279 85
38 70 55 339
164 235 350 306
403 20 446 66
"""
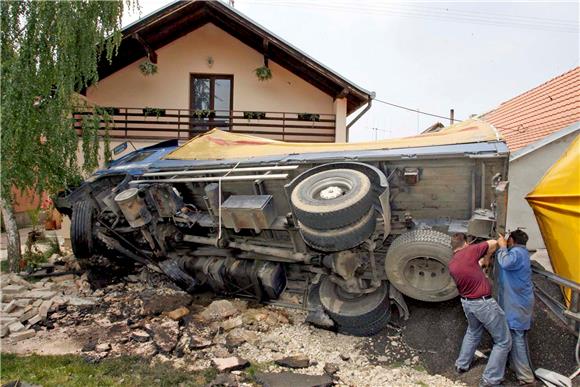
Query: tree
1 1 137 272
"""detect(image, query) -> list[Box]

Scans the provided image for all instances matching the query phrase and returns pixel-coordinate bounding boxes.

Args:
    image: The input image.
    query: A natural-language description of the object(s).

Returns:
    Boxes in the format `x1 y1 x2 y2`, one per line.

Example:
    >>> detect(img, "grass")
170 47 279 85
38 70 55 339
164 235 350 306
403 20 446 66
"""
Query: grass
0 354 219 387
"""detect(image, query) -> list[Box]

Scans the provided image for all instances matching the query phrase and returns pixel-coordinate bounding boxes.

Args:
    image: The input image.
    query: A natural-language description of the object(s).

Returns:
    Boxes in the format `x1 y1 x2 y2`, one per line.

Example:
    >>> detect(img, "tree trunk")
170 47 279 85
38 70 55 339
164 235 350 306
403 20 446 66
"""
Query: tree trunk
0 196 21 272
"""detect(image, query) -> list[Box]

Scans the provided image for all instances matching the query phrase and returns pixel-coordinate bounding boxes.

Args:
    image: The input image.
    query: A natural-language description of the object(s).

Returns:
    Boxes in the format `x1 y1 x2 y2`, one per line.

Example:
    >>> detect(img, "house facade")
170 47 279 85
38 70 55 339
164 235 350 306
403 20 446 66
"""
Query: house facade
79 0 373 150
483 66 580 250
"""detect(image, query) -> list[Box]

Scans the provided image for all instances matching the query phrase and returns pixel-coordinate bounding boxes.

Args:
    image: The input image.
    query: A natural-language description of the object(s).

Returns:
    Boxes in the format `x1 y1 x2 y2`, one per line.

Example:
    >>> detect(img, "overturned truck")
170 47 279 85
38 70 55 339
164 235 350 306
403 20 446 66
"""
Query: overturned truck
57 119 509 336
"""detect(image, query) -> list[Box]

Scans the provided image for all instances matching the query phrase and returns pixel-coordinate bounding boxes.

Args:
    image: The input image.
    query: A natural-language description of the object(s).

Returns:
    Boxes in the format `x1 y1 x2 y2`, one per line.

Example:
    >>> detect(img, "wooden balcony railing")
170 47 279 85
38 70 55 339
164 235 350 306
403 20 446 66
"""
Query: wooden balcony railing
74 107 336 143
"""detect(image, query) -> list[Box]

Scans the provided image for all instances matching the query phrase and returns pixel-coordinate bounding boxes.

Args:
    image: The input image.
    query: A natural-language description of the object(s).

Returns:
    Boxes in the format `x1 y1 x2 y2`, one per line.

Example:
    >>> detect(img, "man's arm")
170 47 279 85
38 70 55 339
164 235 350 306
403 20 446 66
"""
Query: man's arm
479 240 498 267
495 234 519 270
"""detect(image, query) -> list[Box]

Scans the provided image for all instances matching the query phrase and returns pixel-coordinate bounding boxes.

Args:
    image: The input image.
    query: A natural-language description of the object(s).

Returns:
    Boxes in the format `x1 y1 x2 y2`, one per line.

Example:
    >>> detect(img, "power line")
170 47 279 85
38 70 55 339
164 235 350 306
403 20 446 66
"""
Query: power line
374 98 460 122
244 1 578 33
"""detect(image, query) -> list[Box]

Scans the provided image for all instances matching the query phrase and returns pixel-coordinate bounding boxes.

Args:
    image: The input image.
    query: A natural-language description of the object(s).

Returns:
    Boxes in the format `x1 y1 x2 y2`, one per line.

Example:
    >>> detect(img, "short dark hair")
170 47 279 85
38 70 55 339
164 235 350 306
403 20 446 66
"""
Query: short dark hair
451 233 467 250
510 229 528 246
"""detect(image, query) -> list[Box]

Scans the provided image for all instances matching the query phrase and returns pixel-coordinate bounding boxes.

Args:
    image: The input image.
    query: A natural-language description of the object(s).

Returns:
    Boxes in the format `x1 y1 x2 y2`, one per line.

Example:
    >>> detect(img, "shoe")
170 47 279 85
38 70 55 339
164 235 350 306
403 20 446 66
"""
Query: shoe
479 380 503 387
517 380 538 386
455 366 468 375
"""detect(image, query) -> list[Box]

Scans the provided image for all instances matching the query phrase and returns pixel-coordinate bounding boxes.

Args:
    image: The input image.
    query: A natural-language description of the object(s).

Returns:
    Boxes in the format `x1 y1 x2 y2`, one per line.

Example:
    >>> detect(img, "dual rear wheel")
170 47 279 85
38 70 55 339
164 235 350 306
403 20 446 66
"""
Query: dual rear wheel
291 169 377 252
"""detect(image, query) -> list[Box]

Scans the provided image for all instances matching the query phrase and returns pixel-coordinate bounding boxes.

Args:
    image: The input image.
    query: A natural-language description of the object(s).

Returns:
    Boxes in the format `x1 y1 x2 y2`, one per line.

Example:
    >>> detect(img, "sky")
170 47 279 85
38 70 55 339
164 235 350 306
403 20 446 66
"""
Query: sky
123 0 579 142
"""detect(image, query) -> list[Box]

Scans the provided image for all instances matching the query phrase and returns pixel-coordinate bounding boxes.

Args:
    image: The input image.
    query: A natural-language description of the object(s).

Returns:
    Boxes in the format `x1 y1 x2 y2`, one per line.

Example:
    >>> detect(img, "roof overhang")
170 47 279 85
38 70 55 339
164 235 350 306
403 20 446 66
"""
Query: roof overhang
94 0 373 114
510 121 580 162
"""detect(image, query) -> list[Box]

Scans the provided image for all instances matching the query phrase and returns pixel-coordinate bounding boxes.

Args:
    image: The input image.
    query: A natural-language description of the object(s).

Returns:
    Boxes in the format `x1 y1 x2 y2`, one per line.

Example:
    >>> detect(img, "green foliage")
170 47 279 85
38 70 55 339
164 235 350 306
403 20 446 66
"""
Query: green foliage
298 113 320 122
0 354 217 386
143 107 166 117
0 1 137 198
243 111 266 119
254 65 272 81
192 109 215 119
138 59 158 76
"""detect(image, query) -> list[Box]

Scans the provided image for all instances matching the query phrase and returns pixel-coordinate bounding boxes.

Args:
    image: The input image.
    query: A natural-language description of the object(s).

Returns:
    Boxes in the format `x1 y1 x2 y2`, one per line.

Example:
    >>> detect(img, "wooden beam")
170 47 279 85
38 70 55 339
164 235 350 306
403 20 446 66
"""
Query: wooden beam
336 88 349 99
132 33 158 64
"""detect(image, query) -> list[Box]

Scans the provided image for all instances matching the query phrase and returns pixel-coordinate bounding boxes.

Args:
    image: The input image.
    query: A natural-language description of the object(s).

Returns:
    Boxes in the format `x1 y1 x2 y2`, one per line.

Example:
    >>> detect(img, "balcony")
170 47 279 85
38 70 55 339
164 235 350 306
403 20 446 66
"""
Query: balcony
74 107 336 143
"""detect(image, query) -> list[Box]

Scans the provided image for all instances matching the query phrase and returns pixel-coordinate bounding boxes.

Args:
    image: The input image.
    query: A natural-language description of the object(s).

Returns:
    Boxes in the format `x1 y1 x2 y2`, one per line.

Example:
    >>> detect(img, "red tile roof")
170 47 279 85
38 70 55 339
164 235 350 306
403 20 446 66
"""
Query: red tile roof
483 66 580 151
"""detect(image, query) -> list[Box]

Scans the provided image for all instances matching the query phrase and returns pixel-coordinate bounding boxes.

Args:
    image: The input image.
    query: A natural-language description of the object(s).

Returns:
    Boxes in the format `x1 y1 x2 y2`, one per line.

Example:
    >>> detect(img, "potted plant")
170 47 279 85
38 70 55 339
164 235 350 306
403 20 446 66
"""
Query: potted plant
298 113 320 122
254 65 272 81
139 59 158 76
143 107 166 118
243 111 266 120
192 109 215 119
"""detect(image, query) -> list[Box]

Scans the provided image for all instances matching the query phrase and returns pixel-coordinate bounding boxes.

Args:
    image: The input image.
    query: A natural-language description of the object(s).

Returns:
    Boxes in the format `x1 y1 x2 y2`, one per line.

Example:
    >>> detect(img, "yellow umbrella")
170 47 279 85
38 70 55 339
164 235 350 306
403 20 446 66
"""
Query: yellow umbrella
526 133 580 303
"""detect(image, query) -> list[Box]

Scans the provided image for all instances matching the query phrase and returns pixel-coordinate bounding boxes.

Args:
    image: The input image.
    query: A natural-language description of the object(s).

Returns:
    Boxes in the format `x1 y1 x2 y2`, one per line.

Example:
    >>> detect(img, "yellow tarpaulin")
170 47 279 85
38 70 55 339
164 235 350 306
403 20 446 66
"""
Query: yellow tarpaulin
165 118 501 160
526 134 580 303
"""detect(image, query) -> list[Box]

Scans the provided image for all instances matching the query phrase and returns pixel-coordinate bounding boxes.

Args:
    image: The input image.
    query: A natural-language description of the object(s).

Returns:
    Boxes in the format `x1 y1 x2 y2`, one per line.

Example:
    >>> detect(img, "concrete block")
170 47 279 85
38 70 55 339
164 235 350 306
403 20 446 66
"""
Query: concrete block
19 308 38 323
39 300 52 319
10 329 35 342
22 290 57 300
8 321 25 333
26 314 42 327
2 285 25 295
14 299 32 308
3 300 17 313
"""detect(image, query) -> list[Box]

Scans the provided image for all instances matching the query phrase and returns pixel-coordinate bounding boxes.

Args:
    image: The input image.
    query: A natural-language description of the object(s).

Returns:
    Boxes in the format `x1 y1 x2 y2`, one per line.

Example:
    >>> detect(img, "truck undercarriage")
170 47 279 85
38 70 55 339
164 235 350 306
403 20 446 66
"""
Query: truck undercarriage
58 130 509 336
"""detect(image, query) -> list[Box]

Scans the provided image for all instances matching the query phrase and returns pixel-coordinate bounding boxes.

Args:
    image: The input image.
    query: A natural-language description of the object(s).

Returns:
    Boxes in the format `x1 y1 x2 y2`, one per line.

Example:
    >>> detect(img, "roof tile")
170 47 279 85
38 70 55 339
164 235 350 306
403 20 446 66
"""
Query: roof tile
483 67 580 151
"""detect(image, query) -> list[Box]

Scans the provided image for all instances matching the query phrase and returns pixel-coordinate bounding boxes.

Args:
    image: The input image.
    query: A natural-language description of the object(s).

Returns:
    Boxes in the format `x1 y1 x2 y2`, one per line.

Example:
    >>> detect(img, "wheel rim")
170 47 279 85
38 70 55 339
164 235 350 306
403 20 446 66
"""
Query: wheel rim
308 177 352 201
403 256 452 292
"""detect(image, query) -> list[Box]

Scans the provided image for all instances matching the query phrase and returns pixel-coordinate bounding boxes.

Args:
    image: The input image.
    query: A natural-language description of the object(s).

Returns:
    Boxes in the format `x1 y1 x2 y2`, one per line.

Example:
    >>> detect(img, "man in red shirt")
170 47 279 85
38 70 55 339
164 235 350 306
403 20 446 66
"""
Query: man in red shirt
448 233 512 387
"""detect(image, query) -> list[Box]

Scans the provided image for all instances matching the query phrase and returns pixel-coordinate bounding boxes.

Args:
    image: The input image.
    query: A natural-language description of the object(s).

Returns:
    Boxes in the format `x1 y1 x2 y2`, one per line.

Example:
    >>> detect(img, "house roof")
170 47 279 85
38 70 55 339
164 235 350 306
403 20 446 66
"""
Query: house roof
96 0 373 114
483 66 580 151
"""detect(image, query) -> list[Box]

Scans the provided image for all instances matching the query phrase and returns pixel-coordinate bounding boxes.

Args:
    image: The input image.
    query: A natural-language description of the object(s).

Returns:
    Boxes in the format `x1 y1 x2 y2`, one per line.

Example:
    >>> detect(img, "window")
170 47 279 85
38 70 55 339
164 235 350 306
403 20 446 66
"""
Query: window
190 74 233 133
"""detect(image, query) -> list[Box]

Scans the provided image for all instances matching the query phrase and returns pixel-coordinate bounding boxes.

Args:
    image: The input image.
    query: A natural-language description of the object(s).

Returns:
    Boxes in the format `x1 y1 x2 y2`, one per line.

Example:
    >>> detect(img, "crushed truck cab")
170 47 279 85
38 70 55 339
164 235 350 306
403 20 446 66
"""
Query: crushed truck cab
58 119 509 336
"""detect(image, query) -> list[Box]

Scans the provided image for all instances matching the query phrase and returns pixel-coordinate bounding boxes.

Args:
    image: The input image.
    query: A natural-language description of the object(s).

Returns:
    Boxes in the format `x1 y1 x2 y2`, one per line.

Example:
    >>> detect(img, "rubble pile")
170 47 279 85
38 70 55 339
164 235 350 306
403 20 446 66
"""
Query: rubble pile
1 255 462 387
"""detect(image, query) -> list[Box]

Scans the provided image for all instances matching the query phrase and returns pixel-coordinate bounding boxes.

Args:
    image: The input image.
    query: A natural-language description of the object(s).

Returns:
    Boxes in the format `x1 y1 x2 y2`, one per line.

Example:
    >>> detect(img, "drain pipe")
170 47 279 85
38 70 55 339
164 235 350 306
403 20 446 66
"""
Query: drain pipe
346 93 375 142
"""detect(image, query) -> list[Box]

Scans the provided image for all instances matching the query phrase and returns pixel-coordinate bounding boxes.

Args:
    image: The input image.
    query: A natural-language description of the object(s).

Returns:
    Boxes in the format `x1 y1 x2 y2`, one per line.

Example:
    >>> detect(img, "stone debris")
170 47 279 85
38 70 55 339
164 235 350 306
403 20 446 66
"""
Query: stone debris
211 356 250 372
166 306 189 321
275 354 311 369
131 330 151 342
200 300 239 322
8 321 26 333
220 316 243 332
256 372 333 387
96 343 112 353
10 329 36 342
0 260 462 387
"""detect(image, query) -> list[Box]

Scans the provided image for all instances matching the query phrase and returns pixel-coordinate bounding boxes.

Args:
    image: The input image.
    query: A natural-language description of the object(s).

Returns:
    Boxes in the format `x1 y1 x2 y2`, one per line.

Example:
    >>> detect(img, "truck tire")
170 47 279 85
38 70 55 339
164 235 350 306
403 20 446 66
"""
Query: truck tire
385 230 458 302
318 277 390 336
299 208 376 252
291 169 372 229
71 200 96 260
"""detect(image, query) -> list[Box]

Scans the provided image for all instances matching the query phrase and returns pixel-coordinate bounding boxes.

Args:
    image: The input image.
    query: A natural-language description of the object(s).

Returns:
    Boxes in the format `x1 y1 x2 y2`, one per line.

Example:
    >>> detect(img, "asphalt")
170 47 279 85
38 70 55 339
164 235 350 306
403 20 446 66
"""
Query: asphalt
362 275 579 387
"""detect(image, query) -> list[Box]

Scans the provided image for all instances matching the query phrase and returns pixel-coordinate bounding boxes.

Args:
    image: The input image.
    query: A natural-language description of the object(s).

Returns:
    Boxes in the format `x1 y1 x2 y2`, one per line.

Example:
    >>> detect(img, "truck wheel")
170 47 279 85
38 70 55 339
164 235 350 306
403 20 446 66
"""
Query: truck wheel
299 208 376 252
291 169 372 229
71 200 96 260
385 230 457 302
318 277 390 336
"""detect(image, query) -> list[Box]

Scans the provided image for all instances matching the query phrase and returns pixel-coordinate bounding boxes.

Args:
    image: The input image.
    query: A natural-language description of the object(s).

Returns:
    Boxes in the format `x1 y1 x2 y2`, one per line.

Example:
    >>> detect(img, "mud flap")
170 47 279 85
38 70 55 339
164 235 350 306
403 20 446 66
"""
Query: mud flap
158 258 198 294
389 283 410 320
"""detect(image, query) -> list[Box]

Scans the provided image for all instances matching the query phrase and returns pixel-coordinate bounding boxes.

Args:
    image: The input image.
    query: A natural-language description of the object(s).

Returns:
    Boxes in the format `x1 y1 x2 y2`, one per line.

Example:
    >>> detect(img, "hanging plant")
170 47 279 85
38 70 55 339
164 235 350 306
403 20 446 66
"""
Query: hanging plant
139 59 158 76
254 65 272 81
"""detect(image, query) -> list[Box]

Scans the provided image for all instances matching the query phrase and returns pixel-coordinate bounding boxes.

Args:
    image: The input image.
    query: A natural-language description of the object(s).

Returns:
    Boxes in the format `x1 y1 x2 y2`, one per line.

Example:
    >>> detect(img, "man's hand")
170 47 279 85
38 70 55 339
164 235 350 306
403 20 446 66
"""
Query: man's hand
497 233 507 248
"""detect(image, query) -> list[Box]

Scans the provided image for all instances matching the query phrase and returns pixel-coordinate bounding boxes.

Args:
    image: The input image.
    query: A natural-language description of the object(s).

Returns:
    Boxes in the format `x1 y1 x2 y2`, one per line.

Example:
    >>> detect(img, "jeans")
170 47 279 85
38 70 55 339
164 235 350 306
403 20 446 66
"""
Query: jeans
510 329 535 383
456 298 512 385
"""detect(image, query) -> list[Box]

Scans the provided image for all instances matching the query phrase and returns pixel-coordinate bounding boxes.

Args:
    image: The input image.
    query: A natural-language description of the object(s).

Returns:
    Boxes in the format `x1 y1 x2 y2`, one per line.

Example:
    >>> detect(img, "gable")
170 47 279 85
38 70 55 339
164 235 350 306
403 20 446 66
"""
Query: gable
94 0 371 114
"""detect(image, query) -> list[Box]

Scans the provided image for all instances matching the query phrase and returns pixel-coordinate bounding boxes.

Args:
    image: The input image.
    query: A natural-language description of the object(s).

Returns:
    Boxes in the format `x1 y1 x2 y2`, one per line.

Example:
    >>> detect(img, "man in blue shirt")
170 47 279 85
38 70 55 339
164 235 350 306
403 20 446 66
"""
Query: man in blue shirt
496 230 536 385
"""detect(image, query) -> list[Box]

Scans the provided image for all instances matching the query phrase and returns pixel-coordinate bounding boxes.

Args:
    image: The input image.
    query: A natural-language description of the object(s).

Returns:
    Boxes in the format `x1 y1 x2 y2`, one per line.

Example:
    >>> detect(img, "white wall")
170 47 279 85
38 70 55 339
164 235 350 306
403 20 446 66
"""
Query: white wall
507 130 579 250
